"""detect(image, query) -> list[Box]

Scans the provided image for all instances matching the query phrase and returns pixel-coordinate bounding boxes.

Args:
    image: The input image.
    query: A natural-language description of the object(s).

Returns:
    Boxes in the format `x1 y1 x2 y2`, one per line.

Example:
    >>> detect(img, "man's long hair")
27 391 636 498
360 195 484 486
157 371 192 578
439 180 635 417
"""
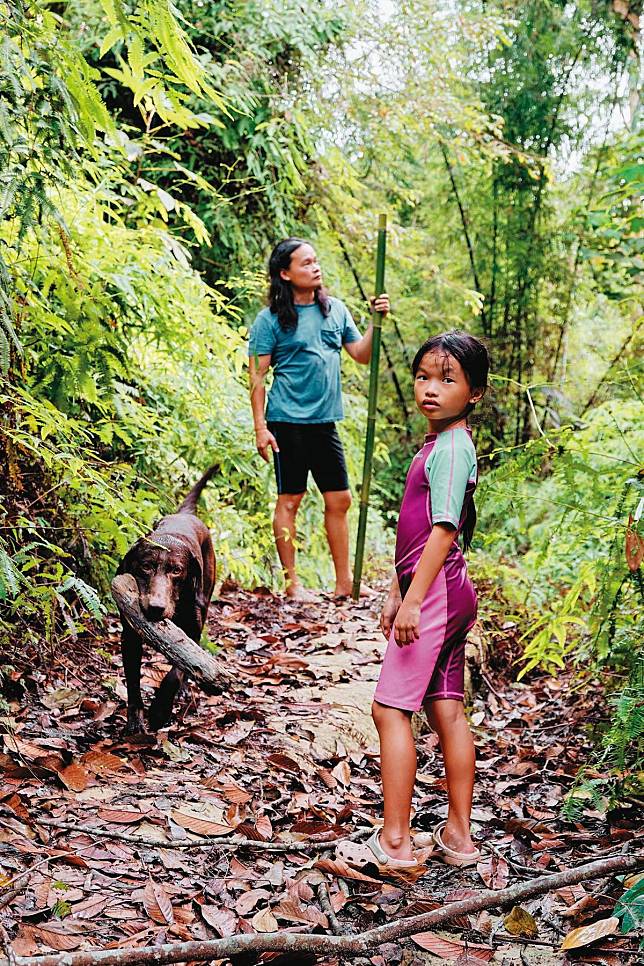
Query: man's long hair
268 237 330 331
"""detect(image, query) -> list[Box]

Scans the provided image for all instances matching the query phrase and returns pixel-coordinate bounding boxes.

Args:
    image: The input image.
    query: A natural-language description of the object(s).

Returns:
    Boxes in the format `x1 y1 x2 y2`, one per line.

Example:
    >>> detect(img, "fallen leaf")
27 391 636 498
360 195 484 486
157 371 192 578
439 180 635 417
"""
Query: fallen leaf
332 760 351 786
32 922 86 951
504 905 538 938
267 753 301 775
42 688 85 710
81 751 127 774
143 878 174 925
273 899 327 927
476 853 509 889
561 916 620 950
412 931 493 961
70 895 110 919
256 814 273 840
201 905 238 937
314 857 384 884
172 809 232 837
252 907 279 932
57 763 89 792
97 808 145 824
235 889 271 916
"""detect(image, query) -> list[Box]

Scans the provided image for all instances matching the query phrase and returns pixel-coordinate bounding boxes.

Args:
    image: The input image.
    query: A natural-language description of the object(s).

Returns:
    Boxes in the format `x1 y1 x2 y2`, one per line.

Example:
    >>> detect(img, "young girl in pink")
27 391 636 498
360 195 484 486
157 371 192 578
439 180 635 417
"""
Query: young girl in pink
340 331 489 870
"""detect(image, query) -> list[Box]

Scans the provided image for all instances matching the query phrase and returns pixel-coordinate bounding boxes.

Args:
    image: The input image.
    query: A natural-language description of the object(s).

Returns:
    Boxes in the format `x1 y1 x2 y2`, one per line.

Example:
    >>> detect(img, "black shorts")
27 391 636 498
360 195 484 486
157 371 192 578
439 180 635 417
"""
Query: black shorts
268 421 349 495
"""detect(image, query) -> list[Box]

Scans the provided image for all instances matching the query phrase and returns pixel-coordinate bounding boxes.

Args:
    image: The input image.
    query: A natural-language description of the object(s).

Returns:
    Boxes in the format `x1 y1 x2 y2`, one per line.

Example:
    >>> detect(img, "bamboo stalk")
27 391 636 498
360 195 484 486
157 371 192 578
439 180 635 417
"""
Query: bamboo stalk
352 214 387 600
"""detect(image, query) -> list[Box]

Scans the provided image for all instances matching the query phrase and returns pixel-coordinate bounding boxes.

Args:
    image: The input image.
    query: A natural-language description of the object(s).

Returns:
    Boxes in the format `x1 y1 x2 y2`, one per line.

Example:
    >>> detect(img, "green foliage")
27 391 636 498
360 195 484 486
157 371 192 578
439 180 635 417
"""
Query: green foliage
614 874 644 934
0 0 641 810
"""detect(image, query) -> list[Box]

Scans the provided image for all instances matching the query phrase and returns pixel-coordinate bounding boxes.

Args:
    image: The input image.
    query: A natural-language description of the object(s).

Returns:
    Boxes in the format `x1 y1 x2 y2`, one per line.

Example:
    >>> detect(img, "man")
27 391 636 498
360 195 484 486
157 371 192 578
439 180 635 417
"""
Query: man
248 237 389 600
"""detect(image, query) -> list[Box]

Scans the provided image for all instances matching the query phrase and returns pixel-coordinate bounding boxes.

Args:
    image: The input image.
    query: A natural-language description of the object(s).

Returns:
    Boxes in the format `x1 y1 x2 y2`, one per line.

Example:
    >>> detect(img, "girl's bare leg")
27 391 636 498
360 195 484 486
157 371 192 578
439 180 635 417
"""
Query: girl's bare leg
425 699 476 853
371 701 416 860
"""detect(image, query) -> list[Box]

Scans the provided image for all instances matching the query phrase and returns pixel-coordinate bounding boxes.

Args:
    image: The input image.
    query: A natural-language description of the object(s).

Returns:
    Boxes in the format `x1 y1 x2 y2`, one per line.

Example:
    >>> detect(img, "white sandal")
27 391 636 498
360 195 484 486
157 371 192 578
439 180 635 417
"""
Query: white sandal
416 821 481 867
336 829 419 871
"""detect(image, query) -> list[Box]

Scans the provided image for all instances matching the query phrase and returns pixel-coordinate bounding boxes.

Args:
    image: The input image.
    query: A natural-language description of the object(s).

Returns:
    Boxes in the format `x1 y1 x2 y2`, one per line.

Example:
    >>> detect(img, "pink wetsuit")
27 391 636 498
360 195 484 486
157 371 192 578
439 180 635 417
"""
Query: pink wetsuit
374 427 478 711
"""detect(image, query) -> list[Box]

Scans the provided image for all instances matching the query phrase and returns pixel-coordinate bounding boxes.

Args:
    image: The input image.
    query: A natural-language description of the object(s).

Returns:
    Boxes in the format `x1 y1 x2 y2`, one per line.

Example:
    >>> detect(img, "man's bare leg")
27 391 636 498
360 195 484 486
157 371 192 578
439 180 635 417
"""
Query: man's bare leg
273 492 315 600
322 489 354 596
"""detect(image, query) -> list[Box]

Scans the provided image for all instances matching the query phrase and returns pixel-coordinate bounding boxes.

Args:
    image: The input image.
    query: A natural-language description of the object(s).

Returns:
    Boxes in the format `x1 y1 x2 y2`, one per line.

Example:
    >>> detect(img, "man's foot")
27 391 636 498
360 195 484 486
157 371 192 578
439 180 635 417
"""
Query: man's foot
285 583 319 603
333 582 376 600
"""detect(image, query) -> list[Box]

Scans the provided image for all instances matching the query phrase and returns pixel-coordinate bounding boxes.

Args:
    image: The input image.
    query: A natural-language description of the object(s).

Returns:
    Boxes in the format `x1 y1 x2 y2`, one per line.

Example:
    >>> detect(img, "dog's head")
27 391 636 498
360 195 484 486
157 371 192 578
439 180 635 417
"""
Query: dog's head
118 535 202 622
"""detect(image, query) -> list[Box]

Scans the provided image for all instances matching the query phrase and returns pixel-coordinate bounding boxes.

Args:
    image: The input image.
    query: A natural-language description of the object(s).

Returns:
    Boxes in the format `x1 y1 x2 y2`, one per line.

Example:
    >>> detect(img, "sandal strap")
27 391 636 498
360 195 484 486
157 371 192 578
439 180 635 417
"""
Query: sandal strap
433 821 481 861
366 829 389 864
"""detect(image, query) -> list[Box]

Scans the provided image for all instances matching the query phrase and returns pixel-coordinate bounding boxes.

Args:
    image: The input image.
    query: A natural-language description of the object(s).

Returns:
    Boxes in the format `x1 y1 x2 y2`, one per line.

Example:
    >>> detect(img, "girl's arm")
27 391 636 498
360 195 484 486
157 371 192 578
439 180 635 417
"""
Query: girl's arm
380 569 402 639
392 524 455 646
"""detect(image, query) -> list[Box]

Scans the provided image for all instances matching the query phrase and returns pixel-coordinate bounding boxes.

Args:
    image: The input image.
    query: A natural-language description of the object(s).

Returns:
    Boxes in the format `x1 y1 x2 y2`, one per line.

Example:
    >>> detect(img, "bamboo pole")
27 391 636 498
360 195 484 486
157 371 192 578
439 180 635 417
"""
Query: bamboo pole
352 214 387 600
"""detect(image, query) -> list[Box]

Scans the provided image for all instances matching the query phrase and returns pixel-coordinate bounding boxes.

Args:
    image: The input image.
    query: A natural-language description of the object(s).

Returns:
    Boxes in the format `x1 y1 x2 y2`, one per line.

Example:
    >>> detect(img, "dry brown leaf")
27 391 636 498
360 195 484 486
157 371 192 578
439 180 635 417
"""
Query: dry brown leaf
331 760 351 786
314 857 383 884
143 877 174 925
252 907 279 932
172 809 232 837
561 916 620 950
97 808 145 824
57 763 89 792
235 889 271 916
273 899 328 928
201 905 238 937
412 931 494 961
267 753 301 775
454 953 495 966
476 853 509 889
70 895 110 919
256 814 273 840
81 750 127 774
625 517 644 572
504 905 538 937
222 782 252 804
3 735 51 759
561 893 601 919
32 922 86 951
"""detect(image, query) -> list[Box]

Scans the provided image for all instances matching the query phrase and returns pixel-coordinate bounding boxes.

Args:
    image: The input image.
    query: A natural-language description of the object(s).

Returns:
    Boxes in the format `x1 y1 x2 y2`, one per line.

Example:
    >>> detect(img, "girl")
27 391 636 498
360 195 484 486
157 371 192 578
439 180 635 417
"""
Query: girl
339 330 489 870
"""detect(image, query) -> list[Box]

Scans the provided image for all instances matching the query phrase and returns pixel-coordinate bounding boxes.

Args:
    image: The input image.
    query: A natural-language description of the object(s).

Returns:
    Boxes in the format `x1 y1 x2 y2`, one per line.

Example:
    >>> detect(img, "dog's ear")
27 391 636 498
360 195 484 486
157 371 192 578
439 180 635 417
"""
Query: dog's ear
117 540 143 576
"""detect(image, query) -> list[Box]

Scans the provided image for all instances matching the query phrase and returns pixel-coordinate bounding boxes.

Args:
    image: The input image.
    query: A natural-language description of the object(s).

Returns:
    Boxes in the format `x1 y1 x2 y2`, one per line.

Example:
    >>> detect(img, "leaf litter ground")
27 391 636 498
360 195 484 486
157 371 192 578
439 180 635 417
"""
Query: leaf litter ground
0 583 641 965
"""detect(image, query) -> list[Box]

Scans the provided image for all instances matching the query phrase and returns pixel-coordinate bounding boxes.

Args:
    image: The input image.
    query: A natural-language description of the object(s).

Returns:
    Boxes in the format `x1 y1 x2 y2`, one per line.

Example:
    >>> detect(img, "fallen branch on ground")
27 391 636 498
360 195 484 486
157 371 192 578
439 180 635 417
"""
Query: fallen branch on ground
32 817 346 853
111 574 235 692
2 850 640 966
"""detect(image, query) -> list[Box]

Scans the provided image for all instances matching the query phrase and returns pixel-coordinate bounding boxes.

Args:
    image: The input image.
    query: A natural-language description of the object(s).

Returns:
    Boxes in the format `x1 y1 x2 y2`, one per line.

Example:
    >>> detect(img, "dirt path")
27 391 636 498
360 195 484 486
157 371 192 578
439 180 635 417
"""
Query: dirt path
0 585 640 964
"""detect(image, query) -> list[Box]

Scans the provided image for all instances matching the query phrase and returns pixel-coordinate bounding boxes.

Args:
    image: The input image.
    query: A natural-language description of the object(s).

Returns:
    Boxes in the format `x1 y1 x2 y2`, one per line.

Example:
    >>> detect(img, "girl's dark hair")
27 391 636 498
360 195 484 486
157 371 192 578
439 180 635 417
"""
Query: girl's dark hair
412 330 490 553
268 237 330 331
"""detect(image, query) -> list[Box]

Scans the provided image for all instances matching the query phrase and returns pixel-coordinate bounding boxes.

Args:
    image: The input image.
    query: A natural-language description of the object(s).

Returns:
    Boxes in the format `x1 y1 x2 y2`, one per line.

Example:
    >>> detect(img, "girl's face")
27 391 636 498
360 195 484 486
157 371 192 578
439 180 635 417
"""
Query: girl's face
414 351 483 428
280 243 322 291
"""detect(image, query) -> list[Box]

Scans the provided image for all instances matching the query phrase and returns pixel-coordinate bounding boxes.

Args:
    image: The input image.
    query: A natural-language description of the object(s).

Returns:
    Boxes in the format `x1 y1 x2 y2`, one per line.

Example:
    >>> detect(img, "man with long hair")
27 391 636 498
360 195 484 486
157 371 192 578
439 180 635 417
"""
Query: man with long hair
249 238 389 600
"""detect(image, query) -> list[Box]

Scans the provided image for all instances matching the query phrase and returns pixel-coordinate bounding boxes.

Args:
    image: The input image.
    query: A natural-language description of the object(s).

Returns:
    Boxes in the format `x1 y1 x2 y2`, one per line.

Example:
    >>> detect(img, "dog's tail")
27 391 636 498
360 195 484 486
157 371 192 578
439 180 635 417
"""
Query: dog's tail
176 464 218 514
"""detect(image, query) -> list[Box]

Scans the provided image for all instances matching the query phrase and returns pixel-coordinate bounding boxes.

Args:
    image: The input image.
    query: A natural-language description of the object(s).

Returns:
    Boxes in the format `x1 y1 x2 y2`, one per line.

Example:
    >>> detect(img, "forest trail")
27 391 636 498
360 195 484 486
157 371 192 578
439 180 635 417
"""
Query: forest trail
0 587 640 965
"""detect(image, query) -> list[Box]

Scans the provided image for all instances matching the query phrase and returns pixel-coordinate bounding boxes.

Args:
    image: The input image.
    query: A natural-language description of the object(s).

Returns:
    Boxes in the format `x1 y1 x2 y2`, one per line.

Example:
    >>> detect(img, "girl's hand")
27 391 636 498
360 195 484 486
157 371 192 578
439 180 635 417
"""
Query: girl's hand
370 293 390 317
380 594 401 639
393 598 421 647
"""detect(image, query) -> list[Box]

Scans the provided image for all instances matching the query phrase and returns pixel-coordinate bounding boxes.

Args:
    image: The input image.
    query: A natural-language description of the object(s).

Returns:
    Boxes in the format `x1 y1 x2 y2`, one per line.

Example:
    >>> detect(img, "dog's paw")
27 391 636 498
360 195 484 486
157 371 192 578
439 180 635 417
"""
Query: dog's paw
125 708 147 735
147 700 172 732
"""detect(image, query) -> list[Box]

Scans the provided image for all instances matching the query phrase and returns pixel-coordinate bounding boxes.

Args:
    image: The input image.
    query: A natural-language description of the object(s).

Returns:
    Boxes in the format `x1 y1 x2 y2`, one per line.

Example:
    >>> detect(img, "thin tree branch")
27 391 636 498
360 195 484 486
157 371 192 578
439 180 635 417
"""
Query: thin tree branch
30 817 346 854
581 316 642 415
2 851 640 966
439 141 487 334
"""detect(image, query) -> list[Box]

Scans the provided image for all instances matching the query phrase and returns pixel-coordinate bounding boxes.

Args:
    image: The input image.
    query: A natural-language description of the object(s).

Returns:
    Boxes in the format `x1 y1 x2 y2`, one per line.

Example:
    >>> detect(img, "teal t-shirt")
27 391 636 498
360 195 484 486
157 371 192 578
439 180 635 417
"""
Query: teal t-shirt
424 428 477 528
248 297 361 424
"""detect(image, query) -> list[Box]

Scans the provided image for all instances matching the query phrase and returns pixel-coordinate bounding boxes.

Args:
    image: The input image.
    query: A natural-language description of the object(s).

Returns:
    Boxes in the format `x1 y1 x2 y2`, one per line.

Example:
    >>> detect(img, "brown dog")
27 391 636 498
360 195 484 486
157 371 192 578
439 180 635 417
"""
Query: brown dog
117 466 217 733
